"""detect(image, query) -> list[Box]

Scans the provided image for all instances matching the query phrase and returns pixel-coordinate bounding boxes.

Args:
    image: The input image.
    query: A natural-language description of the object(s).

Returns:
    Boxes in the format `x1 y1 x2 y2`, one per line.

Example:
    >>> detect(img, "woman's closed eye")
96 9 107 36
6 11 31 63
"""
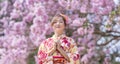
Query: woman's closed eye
59 21 64 23
53 21 63 24
53 22 57 24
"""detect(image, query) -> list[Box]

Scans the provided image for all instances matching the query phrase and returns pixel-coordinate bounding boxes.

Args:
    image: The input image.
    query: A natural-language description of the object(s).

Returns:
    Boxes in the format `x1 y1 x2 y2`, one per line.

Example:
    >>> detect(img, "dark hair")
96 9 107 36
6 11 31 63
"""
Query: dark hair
51 14 67 26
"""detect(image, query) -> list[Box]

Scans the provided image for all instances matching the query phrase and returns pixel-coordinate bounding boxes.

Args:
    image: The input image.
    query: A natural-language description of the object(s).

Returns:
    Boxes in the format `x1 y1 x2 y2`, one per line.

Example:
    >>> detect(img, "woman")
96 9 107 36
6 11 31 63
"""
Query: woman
38 13 80 64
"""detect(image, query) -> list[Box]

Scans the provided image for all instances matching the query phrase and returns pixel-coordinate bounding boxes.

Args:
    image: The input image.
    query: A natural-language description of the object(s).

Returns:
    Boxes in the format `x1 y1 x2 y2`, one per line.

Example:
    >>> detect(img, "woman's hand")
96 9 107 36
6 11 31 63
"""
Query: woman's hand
48 42 57 56
56 42 70 62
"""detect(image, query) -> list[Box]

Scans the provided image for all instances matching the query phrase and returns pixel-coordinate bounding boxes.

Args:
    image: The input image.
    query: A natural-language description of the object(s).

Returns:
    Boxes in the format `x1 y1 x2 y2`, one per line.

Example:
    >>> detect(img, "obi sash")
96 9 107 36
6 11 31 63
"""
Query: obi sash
53 56 67 64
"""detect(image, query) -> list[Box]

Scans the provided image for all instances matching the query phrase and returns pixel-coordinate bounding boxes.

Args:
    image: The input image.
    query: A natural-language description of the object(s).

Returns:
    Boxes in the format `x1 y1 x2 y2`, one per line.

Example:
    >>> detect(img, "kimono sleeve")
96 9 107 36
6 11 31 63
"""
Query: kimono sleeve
69 39 80 64
37 41 48 64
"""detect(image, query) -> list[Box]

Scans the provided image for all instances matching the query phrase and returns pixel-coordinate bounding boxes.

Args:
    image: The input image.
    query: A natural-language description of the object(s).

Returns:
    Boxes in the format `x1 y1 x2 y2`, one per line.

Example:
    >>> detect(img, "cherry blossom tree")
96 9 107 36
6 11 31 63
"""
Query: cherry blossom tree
0 0 120 64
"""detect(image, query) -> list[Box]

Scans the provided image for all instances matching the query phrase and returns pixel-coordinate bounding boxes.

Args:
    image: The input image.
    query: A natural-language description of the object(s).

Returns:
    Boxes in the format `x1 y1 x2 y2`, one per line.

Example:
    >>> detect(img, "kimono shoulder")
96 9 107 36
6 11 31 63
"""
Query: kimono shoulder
60 36 76 45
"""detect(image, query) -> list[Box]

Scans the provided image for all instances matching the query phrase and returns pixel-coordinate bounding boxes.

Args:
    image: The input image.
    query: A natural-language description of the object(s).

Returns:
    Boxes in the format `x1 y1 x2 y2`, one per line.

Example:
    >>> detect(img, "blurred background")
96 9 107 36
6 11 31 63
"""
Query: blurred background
0 0 120 64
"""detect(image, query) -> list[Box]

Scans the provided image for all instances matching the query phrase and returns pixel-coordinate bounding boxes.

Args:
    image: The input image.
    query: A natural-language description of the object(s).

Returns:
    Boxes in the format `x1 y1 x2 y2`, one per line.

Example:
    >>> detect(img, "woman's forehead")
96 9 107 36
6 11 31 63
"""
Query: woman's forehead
54 16 63 20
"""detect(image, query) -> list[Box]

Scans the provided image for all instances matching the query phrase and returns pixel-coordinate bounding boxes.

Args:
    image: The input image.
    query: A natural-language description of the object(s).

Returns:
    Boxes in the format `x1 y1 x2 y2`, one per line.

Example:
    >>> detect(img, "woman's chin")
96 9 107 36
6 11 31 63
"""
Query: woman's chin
55 29 62 32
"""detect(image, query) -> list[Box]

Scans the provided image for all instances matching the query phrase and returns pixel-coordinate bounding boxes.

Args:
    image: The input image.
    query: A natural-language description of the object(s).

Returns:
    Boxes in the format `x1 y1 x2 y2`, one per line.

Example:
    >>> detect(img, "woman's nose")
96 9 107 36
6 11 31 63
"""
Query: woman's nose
56 22 60 25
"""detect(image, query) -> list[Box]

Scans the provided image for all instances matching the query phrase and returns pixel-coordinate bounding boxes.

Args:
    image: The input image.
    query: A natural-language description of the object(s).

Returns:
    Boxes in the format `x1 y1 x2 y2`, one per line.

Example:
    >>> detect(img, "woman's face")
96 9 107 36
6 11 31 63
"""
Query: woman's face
51 16 65 33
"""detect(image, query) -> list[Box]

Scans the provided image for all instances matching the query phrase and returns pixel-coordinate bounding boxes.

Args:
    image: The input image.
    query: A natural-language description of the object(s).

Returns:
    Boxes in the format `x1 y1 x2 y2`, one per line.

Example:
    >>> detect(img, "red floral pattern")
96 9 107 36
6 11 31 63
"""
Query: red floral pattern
38 51 47 60
62 37 70 47
73 54 80 61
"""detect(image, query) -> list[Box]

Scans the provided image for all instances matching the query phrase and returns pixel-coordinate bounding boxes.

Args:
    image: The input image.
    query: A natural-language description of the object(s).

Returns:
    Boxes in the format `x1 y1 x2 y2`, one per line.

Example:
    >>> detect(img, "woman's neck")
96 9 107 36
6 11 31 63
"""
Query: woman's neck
54 32 64 37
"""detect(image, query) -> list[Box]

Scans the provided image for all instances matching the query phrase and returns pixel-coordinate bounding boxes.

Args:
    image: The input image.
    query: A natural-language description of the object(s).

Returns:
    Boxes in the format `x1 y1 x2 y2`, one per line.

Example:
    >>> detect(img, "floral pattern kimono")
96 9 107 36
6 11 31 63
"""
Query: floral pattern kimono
38 34 80 64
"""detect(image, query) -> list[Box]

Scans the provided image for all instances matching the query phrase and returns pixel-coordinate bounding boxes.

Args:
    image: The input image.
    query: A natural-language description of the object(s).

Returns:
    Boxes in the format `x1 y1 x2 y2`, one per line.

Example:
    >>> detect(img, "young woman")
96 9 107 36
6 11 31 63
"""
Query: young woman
38 13 80 64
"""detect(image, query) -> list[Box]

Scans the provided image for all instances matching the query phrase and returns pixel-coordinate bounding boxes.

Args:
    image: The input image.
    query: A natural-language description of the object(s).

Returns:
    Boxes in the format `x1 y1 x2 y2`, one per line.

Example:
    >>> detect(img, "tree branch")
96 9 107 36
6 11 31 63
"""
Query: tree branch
96 36 120 46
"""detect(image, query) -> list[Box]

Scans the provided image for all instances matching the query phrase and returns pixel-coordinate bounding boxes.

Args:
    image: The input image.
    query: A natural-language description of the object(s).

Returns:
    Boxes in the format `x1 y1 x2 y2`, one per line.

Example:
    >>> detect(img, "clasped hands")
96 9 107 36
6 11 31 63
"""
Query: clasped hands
48 40 70 62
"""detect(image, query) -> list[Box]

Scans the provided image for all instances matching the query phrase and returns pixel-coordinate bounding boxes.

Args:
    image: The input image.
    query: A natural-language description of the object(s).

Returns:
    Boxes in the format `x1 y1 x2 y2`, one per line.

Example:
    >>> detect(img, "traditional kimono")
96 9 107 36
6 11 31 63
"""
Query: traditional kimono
38 34 80 64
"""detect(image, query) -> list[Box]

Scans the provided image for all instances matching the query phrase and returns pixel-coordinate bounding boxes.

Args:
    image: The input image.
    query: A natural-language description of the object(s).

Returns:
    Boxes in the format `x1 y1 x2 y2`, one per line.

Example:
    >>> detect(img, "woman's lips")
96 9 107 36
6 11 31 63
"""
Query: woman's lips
55 26 60 28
